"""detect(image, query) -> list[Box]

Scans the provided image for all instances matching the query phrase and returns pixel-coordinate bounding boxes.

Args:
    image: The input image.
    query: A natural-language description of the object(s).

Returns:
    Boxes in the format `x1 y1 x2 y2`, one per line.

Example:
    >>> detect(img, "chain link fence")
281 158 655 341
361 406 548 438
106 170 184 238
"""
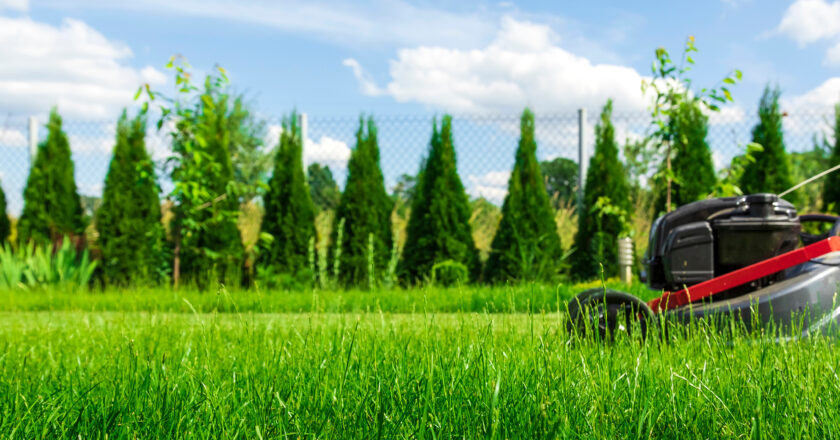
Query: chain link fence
1 108 837 217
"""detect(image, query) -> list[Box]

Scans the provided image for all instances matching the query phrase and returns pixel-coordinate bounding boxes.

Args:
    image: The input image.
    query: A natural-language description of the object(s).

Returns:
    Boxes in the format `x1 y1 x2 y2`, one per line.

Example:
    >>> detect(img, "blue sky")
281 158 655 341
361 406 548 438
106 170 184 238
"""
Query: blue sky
3 0 840 212
3 0 840 118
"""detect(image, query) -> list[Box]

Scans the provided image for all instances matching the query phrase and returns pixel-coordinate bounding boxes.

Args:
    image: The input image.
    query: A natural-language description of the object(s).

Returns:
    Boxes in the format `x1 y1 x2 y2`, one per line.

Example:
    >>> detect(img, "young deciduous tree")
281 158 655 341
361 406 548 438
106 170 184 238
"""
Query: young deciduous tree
740 86 796 202
571 100 633 280
17 108 85 245
259 112 317 277
654 100 717 212
95 111 164 285
330 116 393 287
484 108 563 283
822 104 840 212
399 116 479 284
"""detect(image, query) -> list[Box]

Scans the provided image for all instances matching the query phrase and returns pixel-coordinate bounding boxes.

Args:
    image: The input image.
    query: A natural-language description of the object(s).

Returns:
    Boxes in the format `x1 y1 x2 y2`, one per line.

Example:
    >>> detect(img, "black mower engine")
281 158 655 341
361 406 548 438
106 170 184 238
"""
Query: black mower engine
644 193 801 294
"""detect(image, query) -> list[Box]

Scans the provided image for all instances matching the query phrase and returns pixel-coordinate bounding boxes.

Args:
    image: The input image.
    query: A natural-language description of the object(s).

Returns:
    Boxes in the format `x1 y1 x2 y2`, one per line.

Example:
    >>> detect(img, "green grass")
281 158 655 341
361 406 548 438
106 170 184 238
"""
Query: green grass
2 310 840 438
0 281 659 314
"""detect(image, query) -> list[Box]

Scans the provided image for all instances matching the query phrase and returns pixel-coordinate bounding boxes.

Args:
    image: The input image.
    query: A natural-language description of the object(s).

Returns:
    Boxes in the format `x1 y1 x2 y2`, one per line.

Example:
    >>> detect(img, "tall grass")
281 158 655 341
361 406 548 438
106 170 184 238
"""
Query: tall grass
1 311 838 438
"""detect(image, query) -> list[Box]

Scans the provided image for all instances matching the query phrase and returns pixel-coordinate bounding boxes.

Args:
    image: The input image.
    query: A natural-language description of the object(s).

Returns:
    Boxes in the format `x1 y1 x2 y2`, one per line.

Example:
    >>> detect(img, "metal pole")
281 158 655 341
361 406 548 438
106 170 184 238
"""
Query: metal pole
28 116 38 163
618 237 634 284
577 108 587 210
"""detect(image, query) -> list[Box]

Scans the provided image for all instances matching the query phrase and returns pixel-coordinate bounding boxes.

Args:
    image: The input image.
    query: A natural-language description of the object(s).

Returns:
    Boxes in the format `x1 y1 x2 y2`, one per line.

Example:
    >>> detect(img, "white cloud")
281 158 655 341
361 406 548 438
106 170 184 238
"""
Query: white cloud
266 123 351 170
0 128 27 148
705 105 747 125
785 77 840 109
826 41 840 66
775 0 840 45
0 0 27 11
0 16 165 118
342 59 384 96
468 170 509 204
61 0 495 49
348 17 648 114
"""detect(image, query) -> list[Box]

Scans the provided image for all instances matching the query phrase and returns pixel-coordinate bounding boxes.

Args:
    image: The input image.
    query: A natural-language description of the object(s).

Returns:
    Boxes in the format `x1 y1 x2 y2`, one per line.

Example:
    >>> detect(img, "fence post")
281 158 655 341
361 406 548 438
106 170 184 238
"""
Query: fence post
28 116 38 163
577 108 587 210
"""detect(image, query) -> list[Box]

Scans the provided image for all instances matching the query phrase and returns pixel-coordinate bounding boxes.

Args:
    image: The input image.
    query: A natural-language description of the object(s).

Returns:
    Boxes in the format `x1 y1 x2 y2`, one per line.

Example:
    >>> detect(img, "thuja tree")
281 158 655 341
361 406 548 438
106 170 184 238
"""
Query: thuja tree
95 111 164 286
571 100 632 280
399 116 479 284
17 108 85 245
654 100 717 212
330 116 393 287
740 86 796 203
138 59 246 287
484 108 563 283
0 180 9 244
259 111 317 277
308 163 341 212
823 103 840 212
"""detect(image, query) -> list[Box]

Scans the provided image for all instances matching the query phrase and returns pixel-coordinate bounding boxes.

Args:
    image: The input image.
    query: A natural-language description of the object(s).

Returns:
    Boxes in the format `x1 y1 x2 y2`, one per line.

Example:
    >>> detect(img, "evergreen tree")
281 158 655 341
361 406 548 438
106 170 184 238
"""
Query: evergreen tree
259 112 317 276
95 111 164 286
399 116 479 284
571 100 632 280
654 100 717 212
17 108 85 245
0 180 9 244
740 85 796 202
823 104 840 212
308 163 341 212
484 108 563 283
330 116 393 287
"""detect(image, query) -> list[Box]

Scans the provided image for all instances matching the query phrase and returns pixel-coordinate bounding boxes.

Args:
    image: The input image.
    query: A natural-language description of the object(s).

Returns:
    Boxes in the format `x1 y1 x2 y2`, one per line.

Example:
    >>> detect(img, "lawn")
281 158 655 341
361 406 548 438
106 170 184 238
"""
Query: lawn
2 302 840 438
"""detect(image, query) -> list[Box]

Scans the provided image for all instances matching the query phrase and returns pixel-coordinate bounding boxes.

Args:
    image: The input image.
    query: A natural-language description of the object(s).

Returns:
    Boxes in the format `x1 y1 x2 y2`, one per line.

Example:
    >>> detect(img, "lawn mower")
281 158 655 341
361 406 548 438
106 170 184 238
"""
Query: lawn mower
568 192 840 338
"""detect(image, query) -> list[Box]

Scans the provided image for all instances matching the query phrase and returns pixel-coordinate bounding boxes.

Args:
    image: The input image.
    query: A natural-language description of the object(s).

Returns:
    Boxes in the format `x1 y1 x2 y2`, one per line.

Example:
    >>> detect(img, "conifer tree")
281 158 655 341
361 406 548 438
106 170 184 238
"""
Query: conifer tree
571 100 632 280
654 99 717 212
484 108 563 283
95 111 163 286
823 104 840 212
17 108 85 244
0 180 9 244
330 116 393 287
399 116 479 284
740 85 796 202
259 112 317 276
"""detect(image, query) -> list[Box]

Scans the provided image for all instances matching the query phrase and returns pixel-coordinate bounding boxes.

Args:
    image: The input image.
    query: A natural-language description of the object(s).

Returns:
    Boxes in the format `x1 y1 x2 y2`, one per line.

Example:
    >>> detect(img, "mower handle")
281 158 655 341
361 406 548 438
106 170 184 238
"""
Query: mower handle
799 214 840 246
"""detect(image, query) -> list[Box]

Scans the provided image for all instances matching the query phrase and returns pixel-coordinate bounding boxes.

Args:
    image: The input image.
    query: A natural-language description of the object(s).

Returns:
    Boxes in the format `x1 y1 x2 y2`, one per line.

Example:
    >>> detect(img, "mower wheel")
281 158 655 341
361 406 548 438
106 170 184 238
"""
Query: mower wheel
566 288 655 340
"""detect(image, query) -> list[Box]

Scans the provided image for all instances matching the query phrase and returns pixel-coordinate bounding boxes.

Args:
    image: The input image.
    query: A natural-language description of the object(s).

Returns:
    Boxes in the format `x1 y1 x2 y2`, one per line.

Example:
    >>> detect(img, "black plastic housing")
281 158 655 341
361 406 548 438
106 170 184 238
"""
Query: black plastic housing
644 193 800 292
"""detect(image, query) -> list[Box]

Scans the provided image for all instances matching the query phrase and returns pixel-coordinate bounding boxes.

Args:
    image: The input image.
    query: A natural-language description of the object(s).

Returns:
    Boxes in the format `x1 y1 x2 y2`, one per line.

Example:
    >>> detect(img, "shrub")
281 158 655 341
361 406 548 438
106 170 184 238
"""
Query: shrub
17 108 85 245
399 116 479 284
484 108 563 283
95 111 165 286
571 100 632 280
0 237 97 289
308 163 341 212
259 112 318 279
654 100 717 212
740 85 796 203
329 116 392 287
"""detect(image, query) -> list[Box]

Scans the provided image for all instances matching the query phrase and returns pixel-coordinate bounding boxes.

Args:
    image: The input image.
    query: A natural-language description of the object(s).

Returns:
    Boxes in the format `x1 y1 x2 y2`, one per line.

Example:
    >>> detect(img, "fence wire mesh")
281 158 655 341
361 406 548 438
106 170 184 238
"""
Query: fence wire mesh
0 108 837 216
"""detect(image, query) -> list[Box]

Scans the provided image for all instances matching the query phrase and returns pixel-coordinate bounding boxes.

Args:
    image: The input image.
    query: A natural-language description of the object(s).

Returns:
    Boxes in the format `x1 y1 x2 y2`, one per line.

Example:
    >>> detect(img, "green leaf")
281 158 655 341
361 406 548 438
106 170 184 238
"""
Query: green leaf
686 56 695 64
723 77 736 85
735 69 743 80
722 87 733 101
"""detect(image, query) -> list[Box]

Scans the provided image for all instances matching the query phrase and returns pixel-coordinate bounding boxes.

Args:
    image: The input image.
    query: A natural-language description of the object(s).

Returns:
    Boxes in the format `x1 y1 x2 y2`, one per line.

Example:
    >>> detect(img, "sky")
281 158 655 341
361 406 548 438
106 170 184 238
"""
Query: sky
3 0 840 211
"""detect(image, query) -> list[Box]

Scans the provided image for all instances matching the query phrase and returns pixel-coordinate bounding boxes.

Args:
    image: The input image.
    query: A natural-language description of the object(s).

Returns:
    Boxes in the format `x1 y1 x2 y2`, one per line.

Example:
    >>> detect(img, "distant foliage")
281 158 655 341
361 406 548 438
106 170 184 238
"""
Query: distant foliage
329 117 393 287
0 180 9 245
308 163 341 212
740 86 796 203
484 109 563 283
654 100 717 212
822 104 840 213
571 100 632 280
399 116 479 284
259 112 318 280
0 237 97 289
17 109 85 245
95 111 165 286
540 157 578 208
